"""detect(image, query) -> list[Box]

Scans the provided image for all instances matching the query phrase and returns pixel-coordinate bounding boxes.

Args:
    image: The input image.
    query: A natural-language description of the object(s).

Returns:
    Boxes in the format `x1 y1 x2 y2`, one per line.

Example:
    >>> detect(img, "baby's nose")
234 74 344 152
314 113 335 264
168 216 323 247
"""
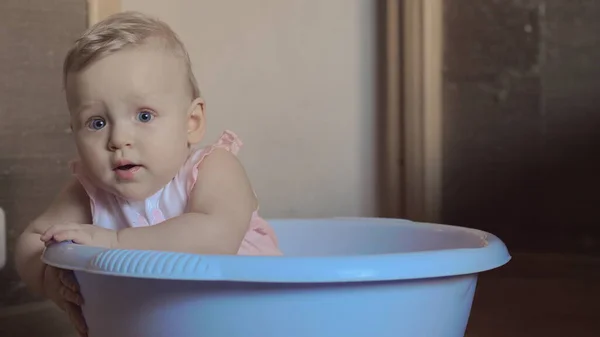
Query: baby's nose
108 126 133 150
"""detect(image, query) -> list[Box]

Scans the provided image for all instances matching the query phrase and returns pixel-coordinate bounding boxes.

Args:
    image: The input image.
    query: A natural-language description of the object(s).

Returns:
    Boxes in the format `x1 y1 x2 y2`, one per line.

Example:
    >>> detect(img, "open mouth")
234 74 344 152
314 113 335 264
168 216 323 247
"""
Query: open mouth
113 162 142 179
115 164 139 171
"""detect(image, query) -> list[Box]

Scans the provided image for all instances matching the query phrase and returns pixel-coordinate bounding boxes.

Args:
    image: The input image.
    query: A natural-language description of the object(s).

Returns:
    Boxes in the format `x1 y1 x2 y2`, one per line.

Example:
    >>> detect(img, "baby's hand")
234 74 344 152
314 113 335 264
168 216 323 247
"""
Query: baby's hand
41 223 119 248
43 265 88 337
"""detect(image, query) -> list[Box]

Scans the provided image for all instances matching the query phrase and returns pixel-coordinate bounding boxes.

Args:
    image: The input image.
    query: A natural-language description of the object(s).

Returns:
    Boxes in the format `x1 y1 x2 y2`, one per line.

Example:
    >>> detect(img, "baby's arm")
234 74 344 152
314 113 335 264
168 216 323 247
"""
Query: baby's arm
115 148 256 254
14 178 92 295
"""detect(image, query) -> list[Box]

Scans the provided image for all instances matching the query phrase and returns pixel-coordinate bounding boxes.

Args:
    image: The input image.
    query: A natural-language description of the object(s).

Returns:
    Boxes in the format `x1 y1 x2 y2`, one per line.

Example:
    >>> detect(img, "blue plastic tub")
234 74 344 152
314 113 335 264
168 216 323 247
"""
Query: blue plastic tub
42 217 510 337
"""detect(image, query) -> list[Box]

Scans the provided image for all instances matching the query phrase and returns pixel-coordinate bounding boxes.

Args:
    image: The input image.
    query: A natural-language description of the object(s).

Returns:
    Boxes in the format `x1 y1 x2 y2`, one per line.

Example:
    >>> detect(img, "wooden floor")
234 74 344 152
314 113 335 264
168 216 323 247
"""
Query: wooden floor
1 253 599 337
466 253 600 337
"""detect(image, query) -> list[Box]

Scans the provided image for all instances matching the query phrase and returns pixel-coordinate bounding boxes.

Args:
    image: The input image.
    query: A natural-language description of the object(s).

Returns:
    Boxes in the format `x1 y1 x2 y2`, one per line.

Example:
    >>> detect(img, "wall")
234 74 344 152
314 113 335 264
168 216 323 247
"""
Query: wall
122 0 378 219
0 0 86 307
0 1 86 336
442 0 600 254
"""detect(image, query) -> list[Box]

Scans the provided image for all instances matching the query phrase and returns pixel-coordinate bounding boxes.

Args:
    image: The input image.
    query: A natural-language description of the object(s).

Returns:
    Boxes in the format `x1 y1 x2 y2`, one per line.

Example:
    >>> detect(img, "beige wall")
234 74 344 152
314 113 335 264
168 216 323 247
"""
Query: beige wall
123 0 377 218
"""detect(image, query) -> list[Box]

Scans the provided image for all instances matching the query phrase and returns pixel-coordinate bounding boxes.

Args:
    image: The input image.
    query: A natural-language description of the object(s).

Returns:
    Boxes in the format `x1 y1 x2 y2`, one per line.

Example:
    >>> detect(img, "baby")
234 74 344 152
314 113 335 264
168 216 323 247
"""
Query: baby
14 11 281 337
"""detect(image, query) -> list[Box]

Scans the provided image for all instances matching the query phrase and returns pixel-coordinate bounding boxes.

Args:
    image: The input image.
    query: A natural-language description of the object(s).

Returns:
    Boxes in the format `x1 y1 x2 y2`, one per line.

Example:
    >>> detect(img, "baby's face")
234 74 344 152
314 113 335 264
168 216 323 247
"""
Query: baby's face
66 42 201 200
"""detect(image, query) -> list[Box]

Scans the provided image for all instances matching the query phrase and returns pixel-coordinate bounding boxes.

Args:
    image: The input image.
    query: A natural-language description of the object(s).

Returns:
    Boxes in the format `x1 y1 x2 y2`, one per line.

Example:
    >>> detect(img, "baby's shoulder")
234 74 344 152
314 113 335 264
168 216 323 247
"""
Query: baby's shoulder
177 130 245 194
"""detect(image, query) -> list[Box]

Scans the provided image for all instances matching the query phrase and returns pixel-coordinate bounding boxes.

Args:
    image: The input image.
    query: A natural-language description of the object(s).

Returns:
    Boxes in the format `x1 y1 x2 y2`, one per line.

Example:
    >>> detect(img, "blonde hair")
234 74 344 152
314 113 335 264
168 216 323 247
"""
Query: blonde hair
63 11 200 98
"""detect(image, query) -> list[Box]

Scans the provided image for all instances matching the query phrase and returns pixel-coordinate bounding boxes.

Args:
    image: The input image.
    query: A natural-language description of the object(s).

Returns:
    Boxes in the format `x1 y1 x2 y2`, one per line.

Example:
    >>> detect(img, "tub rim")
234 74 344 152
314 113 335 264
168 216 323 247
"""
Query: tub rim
41 217 511 283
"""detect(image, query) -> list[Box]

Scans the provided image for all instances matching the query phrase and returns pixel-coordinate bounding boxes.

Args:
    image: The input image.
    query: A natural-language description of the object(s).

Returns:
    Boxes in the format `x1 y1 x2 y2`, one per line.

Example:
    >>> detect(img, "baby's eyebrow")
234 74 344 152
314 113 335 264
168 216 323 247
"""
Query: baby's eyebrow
75 102 102 115
127 91 153 103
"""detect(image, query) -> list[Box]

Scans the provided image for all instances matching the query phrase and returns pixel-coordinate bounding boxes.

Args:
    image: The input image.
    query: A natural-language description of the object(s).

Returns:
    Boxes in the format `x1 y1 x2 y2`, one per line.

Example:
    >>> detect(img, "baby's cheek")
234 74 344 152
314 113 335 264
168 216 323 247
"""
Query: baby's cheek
151 144 188 178
77 136 103 154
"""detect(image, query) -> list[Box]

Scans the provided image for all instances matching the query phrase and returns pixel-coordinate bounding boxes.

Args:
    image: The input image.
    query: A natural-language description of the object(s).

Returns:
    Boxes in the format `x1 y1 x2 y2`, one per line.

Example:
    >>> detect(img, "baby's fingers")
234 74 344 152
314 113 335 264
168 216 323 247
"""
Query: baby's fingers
60 283 84 306
41 223 82 241
52 229 88 244
59 269 80 293
65 301 88 337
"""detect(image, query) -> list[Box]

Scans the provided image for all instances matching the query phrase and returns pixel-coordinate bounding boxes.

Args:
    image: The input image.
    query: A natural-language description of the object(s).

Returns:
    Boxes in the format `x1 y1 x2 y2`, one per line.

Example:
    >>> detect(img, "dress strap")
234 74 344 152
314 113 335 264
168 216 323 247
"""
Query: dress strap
185 130 244 195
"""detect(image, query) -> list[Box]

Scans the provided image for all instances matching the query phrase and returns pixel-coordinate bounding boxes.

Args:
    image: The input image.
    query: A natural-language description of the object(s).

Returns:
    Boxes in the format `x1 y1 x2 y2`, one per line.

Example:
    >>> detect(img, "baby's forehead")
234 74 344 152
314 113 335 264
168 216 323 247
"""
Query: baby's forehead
106 42 189 77
69 44 192 96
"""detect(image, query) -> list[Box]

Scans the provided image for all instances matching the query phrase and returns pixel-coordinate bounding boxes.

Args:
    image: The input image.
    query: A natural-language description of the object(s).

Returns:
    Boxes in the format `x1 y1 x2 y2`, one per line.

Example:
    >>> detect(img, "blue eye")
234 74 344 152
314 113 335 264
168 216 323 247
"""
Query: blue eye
88 118 106 130
137 110 153 123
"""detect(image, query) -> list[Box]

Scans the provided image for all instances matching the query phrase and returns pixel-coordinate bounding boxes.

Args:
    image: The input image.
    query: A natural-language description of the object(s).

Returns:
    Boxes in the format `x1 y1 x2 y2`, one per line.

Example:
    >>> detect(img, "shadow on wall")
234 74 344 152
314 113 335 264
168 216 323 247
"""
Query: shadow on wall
441 0 600 255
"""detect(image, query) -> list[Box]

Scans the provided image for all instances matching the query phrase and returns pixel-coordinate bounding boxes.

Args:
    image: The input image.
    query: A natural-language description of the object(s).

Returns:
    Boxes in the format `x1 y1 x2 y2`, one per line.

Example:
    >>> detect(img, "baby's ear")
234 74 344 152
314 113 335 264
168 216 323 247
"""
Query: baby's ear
187 98 206 144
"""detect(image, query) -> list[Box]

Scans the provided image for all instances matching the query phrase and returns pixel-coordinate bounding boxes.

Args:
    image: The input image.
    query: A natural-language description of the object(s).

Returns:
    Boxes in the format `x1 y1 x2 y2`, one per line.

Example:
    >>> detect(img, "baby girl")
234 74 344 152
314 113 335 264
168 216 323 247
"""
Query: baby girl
14 11 281 337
